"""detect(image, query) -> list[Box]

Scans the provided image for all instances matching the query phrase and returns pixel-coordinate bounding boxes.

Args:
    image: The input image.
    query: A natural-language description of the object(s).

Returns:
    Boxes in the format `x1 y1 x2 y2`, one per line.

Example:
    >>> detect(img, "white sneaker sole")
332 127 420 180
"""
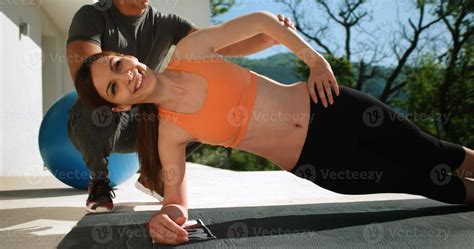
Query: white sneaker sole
135 180 164 202
85 204 114 213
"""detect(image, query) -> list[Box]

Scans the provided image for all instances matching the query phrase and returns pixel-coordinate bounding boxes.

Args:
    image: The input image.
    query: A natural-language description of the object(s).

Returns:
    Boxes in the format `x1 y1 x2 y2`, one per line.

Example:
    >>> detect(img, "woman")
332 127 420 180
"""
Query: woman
74 11 474 245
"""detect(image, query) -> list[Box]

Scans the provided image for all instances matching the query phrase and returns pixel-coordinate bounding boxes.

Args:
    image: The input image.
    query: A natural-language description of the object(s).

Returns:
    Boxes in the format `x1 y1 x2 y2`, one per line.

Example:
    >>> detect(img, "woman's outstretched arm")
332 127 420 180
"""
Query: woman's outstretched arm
148 121 190 245
214 15 296 56
178 11 339 107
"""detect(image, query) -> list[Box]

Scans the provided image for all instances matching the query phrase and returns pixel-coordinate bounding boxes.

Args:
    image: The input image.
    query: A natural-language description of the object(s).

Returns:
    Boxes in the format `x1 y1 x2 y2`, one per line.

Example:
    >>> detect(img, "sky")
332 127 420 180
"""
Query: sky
213 0 449 67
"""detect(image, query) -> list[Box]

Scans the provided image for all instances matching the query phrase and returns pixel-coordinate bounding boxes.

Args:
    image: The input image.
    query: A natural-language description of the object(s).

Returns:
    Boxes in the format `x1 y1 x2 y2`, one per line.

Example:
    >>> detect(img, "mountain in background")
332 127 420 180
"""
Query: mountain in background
230 52 402 100
229 53 301 84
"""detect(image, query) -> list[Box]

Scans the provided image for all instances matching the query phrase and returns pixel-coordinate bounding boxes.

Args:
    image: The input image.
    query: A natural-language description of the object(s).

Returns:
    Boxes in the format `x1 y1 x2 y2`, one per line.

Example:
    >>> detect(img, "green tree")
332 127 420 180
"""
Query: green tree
294 53 356 88
210 0 235 21
188 144 279 171
391 0 473 147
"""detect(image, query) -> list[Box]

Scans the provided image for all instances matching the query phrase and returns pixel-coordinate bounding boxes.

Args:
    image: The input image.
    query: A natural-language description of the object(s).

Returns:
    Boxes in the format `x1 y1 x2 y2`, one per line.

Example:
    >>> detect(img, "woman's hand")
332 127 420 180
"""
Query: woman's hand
148 204 189 245
307 57 340 107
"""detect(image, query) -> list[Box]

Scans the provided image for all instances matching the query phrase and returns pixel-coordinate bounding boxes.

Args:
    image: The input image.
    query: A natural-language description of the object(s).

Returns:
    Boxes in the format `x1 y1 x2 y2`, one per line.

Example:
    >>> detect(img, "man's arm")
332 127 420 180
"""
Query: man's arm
66 5 105 81
67 41 102 81
187 28 275 57
215 33 275 56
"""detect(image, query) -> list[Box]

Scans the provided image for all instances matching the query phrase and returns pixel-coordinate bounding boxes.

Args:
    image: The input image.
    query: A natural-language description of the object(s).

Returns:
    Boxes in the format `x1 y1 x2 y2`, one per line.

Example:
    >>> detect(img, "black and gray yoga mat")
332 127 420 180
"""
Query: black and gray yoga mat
58 199 474 248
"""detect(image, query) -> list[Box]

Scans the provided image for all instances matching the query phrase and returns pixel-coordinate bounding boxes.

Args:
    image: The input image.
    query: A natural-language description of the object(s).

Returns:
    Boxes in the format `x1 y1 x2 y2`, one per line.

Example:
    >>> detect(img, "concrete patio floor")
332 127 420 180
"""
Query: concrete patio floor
0 162 424 249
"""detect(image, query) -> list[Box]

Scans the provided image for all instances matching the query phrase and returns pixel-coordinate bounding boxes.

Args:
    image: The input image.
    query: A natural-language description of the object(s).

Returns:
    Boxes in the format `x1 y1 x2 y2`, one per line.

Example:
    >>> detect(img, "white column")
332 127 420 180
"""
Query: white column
0 4 44 176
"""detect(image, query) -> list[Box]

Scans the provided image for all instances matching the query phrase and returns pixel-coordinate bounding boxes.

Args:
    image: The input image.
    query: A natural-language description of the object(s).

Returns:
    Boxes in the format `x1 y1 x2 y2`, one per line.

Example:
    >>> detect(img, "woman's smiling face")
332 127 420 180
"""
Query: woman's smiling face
90 54 155 109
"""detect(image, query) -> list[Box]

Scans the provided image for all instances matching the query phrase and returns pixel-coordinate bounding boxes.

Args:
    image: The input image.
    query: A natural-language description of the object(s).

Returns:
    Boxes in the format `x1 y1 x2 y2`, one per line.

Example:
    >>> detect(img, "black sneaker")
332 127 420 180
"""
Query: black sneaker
86 178 116 213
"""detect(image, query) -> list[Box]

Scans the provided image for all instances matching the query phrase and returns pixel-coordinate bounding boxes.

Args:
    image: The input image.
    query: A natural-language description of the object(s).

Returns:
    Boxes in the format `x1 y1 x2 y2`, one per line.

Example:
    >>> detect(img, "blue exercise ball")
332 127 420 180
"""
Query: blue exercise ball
38 91 139 190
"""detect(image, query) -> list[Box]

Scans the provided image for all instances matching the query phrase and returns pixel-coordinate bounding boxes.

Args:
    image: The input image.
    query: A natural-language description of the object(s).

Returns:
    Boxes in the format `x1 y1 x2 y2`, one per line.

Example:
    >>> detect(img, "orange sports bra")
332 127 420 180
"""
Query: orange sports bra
158 58 258 148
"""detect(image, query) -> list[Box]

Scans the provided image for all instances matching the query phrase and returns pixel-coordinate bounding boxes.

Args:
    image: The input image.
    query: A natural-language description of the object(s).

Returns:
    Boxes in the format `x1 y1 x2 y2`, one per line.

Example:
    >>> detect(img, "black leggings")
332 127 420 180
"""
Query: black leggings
290 86 467 204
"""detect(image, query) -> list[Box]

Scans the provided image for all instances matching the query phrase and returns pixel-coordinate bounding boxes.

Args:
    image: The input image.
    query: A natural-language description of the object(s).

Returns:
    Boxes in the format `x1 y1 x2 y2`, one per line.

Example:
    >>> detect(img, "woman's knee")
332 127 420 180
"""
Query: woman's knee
461 178 474 205
455 146 474 179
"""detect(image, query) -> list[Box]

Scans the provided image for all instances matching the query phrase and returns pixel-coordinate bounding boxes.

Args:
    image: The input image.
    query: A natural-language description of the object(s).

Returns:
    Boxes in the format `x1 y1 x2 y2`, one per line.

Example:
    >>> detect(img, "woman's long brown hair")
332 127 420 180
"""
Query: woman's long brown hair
74 51 164 196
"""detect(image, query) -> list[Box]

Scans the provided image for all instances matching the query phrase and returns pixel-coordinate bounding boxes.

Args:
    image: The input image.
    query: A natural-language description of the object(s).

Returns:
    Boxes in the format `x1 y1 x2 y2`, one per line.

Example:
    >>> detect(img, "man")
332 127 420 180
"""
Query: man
66 0 295 212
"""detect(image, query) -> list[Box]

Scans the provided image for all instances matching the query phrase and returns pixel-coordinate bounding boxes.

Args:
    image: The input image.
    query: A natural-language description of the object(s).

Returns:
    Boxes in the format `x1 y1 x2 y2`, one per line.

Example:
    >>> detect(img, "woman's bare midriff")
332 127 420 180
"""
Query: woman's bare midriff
235 73 312 172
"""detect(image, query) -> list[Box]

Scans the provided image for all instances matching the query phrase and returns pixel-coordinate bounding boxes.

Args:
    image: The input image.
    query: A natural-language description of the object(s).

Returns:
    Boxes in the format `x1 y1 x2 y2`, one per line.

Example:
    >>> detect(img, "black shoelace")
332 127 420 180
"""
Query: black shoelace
91 180 116 200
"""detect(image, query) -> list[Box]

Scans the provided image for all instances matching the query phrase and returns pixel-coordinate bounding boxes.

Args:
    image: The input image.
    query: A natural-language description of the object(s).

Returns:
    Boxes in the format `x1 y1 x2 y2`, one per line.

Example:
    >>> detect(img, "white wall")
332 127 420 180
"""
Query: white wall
0 12 3 176
0 3 45 177
41 9 70 112
150 0 211 27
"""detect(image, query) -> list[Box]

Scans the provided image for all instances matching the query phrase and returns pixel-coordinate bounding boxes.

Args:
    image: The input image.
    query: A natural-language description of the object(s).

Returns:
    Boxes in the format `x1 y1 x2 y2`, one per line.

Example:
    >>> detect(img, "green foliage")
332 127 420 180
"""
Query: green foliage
188 144 230 166
390 0 474 147
391 55 445 135
294 53 356 88
226 149 280 171
210 0 235 18
391 52 474 147
188 144 280 171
